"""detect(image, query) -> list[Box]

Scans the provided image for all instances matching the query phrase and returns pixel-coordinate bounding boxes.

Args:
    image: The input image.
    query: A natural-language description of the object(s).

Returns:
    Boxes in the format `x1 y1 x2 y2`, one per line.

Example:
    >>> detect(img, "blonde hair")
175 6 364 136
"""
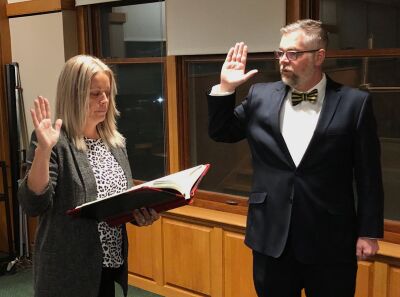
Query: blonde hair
281 19 328 50
55 55 125 150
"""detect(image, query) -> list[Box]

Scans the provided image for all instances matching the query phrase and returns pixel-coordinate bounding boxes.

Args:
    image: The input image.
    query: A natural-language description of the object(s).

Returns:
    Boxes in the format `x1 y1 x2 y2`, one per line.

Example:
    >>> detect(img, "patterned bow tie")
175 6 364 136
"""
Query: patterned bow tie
291 89 318 106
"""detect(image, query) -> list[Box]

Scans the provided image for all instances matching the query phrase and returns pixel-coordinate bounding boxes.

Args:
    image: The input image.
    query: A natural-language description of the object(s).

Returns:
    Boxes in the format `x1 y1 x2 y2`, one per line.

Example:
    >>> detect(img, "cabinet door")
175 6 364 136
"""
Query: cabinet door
224 231 257 297
163 218 213 295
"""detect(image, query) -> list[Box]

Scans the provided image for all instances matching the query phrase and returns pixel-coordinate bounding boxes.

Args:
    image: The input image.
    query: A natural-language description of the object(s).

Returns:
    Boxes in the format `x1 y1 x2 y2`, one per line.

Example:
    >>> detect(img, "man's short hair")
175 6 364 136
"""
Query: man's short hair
281 19 328 49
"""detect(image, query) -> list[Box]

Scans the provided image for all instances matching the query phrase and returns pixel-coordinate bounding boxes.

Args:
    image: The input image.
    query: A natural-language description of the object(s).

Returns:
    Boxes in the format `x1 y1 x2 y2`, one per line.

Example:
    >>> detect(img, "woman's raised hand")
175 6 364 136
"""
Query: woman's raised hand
220 42 258 93
30 96 62 152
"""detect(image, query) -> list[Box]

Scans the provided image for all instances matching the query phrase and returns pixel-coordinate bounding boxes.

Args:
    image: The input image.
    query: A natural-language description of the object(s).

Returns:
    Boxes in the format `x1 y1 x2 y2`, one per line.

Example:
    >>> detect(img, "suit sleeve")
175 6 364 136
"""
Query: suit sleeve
353 94 384 238
207 86 252 143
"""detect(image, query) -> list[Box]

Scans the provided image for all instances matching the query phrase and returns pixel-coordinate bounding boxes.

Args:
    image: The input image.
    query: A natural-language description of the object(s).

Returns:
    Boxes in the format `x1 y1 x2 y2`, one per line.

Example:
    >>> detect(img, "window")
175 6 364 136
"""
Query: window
89 0 167 181
181 0 400 241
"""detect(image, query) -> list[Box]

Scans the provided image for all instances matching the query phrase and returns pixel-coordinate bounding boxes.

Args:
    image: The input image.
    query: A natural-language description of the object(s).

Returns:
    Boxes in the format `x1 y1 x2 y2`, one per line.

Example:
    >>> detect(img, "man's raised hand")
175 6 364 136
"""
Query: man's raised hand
220 42 258 93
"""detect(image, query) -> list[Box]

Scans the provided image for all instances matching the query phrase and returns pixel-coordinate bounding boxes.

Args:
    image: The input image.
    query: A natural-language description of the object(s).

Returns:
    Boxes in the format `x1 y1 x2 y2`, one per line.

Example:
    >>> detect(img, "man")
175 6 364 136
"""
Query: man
207 19 384 297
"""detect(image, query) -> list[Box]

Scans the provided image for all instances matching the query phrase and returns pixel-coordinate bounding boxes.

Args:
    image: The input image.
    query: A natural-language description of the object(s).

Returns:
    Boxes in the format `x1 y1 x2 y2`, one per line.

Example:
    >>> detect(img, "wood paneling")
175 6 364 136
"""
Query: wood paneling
6 0 75 17
127 221 159 280
127 206 400 297
224 232 256 297
163 218 212 295
389 267 400 297
373 262 389 297
356 261 373 297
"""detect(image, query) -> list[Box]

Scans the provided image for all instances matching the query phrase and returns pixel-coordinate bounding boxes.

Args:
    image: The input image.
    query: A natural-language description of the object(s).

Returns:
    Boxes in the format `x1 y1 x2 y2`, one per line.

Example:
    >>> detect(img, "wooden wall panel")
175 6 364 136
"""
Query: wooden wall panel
223 231 256 297
127 222 159 280
389 267 400 297
355 261 373 297
126 208 400 297
373 262 389 297
163 218 212 295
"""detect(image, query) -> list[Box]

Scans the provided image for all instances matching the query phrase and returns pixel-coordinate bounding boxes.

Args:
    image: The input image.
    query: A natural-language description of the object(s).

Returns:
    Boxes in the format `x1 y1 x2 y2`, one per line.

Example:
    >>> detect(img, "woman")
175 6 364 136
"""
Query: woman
18 55 159 297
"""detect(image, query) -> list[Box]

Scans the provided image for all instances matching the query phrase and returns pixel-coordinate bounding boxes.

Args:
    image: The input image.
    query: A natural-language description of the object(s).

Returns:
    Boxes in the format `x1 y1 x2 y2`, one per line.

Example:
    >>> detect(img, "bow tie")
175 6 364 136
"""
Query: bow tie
291 89 318 106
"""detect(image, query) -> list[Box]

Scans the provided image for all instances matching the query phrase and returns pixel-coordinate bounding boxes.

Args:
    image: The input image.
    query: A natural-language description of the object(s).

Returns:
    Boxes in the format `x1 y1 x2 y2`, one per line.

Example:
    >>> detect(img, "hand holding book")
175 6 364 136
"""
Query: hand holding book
67 164 210 226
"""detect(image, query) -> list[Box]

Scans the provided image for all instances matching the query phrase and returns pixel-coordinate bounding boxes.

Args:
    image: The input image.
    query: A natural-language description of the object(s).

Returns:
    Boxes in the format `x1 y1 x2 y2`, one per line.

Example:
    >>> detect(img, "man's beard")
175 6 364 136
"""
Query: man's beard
280 69 299 89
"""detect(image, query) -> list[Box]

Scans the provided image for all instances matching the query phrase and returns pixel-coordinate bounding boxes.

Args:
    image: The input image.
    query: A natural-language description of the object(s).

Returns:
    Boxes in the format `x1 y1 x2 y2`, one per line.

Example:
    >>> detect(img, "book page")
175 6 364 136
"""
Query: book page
147 164 207 198
74 164 207 209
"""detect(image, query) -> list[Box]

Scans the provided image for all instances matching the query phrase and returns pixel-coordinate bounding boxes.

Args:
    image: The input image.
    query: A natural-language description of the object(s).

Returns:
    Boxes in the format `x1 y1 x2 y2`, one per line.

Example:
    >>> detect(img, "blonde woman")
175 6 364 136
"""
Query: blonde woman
18 55 159 297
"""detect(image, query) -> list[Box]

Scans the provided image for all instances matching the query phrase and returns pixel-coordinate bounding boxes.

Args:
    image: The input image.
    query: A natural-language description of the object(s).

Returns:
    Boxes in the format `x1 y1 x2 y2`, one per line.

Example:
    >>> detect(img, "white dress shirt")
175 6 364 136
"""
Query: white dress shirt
281 74 326 166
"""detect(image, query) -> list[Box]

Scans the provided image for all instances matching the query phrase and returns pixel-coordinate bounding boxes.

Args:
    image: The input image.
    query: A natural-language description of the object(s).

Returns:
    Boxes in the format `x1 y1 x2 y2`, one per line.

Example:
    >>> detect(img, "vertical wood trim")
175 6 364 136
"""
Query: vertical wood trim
286 0 301 24
211 227 223 297
153 219 164 286
0 0 13 252
373 262 388 297
389 267 400 297
166 56 180 173
76 6 87 54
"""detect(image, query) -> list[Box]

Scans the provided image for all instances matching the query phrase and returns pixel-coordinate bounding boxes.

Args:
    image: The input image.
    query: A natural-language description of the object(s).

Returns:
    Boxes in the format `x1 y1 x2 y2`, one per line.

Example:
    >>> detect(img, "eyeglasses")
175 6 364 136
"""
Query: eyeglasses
274 49 320 61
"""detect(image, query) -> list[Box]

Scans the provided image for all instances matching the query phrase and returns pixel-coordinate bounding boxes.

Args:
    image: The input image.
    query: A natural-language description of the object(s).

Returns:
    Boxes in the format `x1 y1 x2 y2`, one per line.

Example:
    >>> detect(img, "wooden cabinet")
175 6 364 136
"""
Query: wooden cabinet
127 206 400 297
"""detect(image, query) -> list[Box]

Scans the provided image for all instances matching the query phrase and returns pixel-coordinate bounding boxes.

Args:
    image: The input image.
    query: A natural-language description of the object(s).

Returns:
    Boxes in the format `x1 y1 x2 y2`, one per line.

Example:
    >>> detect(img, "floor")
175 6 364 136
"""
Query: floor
0 264 163 297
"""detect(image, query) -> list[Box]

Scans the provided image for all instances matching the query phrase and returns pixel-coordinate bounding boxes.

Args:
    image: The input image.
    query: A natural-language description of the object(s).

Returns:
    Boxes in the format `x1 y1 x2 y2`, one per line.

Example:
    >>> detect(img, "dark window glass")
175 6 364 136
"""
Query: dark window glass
96 1 167 181
187 56 400 220
112 63 166 180
320 0 400 50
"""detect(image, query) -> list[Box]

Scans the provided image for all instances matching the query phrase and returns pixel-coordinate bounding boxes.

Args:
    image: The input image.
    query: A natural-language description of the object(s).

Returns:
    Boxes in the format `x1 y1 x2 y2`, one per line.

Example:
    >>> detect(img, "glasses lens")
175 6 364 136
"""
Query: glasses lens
286 51 297 61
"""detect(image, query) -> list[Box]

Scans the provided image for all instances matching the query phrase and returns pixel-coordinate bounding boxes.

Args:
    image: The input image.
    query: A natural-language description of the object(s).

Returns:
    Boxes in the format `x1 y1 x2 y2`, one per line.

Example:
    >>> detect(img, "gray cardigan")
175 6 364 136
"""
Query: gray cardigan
18 131 133 297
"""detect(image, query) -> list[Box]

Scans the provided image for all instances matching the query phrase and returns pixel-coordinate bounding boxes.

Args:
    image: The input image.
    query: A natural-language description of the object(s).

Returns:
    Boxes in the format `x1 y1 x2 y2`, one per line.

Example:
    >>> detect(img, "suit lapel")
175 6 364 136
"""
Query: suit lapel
68 141 98 203
313 78 343 135
298 77 343 167
269 83 295 168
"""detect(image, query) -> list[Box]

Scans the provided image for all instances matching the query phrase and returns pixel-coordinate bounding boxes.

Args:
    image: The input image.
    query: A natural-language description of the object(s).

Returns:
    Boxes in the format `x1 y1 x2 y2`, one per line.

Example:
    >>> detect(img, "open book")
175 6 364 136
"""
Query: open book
66 164 210 226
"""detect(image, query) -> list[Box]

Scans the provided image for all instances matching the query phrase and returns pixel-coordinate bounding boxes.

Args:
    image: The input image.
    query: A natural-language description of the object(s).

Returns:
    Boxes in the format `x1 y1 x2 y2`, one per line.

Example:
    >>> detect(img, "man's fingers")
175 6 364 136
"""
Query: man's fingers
225 47 234 63
232 43 240 62
241 45 248 64
237 42 244 60
243 69 259 81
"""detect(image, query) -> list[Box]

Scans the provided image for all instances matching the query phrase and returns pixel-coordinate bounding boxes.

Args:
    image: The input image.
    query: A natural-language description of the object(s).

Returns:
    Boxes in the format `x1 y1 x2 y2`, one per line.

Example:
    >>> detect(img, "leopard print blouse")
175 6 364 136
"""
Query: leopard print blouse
84 137 128 268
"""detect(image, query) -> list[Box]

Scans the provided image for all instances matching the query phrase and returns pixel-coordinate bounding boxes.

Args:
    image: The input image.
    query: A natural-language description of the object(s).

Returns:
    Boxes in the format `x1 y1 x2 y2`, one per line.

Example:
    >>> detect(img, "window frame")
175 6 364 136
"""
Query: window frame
178 44 400 246
83 2 170 183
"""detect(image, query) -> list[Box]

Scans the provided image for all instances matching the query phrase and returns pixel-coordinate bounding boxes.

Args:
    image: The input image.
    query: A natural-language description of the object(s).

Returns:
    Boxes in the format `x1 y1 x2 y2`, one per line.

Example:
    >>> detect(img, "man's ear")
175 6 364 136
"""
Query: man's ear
315 49 326 66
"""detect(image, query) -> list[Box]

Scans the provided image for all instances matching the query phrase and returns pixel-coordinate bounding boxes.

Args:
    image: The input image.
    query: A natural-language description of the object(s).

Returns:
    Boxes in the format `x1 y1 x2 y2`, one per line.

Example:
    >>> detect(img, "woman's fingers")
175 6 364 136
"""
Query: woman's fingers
54 119 63 132
44 97 51 120
30 109 40 129
149 208 160 221
132 208 160 226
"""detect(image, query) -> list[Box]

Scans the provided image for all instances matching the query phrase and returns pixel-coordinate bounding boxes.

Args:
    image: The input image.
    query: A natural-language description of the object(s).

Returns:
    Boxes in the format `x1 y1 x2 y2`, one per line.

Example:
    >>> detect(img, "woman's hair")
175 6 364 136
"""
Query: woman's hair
280 19 328 50
55 55 124 150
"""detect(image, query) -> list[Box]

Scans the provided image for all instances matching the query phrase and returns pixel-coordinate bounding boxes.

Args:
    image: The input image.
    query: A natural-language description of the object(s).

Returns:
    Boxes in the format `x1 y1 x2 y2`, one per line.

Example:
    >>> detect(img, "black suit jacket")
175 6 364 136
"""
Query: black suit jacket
207 77 384 264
